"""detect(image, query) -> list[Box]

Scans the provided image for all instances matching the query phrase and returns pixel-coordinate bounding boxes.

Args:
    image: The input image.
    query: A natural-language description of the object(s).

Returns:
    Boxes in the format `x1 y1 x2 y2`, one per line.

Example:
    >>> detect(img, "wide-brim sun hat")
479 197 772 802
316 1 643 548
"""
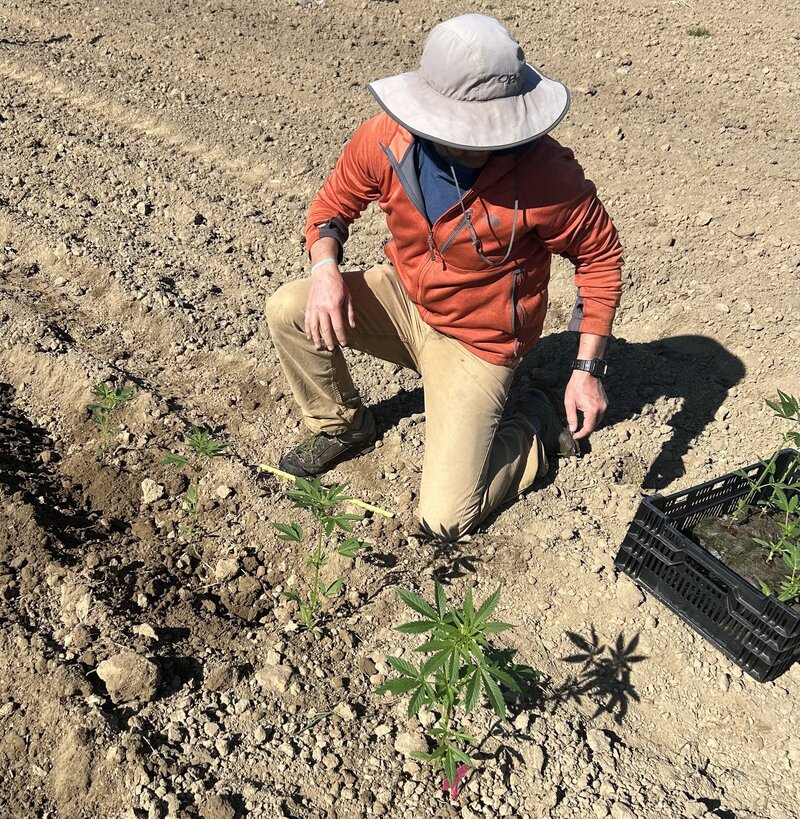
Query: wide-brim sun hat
368 14 570 151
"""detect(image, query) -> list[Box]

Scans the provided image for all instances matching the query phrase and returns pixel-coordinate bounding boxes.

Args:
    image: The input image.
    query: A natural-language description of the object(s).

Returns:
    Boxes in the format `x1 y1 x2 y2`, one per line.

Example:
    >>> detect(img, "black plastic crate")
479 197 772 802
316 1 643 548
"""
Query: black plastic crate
615 449 800 682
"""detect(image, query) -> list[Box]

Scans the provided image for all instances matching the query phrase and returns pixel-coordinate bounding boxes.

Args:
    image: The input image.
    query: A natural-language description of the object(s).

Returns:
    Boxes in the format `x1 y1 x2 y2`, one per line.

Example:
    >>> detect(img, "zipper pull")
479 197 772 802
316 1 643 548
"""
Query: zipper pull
427 230 435 261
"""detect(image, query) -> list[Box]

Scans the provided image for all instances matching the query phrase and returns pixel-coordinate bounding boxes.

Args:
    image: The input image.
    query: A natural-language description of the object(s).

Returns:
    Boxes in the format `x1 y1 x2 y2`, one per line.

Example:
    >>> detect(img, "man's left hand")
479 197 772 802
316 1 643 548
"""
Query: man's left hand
564 370 607 440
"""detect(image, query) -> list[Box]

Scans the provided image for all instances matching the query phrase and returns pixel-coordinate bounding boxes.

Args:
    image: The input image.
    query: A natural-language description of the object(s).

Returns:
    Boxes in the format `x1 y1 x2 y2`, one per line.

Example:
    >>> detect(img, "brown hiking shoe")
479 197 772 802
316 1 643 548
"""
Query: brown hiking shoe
279 409 377 477
517 384 578 458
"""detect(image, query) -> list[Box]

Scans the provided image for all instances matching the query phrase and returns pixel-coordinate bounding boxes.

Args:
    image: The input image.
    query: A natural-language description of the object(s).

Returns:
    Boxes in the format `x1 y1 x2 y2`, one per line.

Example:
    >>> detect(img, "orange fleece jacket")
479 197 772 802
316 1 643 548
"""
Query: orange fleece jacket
305 114 623 366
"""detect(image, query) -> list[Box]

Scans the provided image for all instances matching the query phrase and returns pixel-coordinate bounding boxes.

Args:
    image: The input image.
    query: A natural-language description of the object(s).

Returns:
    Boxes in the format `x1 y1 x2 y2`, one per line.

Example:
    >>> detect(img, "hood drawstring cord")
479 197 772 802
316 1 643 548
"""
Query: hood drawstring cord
448 162 519 267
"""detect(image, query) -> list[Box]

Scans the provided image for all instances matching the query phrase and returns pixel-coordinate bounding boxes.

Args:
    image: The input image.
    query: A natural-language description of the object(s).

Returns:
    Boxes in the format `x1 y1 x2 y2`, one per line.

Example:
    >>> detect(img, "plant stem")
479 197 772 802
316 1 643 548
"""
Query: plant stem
310 527 323 617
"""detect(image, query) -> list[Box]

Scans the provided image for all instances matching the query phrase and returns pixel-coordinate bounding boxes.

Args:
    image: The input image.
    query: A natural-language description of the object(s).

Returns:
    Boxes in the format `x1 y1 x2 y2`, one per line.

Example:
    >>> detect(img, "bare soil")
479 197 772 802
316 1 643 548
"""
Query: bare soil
1 2 799 819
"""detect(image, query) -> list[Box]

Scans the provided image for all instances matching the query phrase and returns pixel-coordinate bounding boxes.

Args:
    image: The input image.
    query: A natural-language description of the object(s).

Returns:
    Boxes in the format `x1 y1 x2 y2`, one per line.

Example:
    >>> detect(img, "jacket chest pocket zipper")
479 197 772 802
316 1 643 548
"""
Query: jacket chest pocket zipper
439 210 473 255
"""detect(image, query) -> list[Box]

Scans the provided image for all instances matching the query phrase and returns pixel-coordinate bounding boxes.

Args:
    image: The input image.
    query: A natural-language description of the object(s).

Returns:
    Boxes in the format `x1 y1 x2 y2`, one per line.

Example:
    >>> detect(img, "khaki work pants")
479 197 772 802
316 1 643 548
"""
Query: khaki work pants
266 264 544 541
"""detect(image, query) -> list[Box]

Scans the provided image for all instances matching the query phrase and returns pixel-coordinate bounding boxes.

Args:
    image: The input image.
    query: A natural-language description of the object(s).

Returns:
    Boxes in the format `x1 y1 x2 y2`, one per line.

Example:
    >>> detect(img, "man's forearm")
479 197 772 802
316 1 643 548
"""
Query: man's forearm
309 237 342 271
576 332 608 360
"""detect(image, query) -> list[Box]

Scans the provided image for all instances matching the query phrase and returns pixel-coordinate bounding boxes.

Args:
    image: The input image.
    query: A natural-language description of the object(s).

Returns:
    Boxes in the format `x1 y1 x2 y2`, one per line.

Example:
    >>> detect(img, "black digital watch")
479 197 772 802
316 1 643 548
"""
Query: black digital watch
571 358 608 378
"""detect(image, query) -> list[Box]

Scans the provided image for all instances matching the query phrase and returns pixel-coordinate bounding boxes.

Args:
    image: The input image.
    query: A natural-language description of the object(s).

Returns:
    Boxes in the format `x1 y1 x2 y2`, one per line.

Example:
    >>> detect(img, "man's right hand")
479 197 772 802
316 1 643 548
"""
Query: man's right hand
304 261 356 351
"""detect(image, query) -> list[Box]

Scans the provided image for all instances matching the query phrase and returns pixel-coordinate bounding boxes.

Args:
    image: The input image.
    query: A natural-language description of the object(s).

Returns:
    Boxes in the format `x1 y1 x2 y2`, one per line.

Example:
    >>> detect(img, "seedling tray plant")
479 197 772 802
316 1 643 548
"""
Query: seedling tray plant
616 393 800 682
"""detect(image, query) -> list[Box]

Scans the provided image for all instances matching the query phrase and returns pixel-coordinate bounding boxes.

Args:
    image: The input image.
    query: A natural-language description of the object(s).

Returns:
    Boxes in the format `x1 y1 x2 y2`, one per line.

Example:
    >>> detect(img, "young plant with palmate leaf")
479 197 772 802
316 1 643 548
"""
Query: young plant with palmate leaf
161 426 230 541
731 391 800 603
376 581 538 797
88 381 135 454
273 477 369 635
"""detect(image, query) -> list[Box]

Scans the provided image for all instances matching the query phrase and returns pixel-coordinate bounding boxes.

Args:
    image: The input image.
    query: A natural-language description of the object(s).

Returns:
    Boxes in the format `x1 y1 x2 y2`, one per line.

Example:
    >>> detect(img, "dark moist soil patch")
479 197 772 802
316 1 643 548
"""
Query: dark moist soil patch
691 511 799 611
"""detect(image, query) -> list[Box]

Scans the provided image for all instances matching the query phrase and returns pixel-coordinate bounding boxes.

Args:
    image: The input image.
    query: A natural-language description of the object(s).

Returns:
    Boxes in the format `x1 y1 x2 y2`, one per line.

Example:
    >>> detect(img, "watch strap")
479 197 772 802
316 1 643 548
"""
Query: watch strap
572 358 608 378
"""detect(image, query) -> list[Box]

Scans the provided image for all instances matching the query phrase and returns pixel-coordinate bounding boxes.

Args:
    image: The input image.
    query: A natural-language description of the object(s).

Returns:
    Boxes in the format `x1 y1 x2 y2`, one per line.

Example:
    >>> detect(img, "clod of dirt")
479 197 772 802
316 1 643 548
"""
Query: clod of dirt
200 793 236 819
96 652 160 704
204 663 241 693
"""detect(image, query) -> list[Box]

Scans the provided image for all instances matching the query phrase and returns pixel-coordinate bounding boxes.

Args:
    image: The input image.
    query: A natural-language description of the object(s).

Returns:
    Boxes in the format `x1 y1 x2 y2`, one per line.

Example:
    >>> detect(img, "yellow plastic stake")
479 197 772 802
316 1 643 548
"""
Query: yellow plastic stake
258 464 395 518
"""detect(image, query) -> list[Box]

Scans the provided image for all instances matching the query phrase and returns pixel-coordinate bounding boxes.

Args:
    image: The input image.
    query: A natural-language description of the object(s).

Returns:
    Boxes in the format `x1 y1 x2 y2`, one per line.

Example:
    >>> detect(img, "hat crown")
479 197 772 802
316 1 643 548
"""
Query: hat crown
419 14 525 103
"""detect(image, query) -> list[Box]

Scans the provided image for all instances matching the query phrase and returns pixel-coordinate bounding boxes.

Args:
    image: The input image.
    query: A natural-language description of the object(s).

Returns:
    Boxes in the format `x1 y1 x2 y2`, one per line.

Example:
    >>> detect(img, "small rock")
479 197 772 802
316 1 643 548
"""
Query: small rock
255 664 293 694
216 485 234 500
715 302 730 313
530 743 546 774
333 702 356 722
696 211 713 226
96 652 160 704
132 623 158 641
610 803 636 819
718 673 731 693
140 479 165 505
214 557 240 582
394 731 427 757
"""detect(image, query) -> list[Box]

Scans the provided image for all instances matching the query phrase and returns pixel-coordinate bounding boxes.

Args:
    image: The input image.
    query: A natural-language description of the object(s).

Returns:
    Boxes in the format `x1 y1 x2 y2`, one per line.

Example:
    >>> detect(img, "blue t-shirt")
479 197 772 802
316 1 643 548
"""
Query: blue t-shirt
416 139 484 225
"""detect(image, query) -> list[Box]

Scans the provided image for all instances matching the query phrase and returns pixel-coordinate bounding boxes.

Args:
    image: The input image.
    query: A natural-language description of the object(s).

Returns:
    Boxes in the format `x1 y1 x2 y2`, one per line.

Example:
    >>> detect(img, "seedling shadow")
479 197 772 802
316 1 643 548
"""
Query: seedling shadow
426 540 483 584
547 626 647 723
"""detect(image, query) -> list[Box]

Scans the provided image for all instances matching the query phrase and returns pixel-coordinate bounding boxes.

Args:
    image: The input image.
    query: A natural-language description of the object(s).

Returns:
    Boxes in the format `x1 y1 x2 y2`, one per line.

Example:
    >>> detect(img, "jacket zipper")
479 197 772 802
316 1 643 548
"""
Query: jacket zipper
439 210 472 255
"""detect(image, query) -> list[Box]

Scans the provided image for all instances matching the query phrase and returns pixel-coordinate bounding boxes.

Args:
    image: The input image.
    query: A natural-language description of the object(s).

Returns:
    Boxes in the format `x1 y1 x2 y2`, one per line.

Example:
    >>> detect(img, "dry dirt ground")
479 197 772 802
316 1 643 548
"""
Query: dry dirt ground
1 1 799 818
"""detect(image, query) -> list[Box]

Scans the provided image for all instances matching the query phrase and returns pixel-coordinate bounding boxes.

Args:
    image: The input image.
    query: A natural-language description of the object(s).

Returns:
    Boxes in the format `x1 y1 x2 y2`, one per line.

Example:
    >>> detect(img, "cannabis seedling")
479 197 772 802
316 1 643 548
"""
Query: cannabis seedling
733 391 800 603
376 582 537 794
273 477 369 635
88 382 135 453
162 427 230 541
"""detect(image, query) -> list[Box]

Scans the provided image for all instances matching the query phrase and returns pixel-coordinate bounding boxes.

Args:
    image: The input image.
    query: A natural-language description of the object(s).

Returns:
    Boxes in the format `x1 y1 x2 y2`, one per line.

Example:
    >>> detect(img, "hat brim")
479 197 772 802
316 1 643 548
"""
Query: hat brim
368 64 570 151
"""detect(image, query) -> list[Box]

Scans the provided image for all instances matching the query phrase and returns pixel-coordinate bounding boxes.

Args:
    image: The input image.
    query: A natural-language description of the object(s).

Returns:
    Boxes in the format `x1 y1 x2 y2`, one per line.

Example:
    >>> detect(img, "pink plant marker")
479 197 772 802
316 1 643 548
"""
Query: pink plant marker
442 763 469 800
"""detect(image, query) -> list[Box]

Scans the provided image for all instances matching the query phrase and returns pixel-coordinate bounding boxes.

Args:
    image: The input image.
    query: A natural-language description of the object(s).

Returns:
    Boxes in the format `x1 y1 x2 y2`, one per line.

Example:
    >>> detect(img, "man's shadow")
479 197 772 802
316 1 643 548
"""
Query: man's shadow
370 332 745 492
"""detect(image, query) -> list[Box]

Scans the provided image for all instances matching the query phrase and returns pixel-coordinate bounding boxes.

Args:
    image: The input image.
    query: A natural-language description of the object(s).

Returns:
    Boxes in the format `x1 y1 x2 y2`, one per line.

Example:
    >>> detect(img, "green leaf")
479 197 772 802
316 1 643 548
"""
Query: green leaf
395 620 438 634
396 588 438 620
407 683 428 717
414 639 452 654
481 621 515 634
481 669 507 720
758 578 773 597
273 522 304 542
161 453 189 467
376 677 419 696
186 485 198 504
443 749 458 791
465 669 481 713
324 579 343 597
464 587 474 622
420 651 449 678
386 656 418 678
475 586 501 625
283 591 302 604
337 537 368 558
450 747 473 766
435 581 448 618
409 751 434 762
487 664 522 693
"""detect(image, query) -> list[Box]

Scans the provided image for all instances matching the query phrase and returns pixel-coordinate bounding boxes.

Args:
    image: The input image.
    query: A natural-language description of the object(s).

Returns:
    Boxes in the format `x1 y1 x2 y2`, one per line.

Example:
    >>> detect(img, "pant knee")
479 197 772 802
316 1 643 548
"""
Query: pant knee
265 280 306 331
417 508 479 543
